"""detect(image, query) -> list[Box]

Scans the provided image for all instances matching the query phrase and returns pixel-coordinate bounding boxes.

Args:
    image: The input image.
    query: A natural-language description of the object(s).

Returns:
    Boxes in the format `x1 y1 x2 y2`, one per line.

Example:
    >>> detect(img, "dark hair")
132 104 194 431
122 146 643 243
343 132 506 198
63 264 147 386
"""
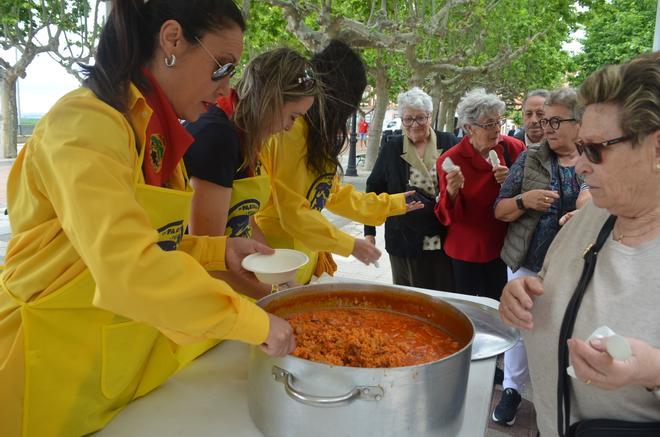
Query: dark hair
305 40 367 176
83 0 245 112
234 48 321 172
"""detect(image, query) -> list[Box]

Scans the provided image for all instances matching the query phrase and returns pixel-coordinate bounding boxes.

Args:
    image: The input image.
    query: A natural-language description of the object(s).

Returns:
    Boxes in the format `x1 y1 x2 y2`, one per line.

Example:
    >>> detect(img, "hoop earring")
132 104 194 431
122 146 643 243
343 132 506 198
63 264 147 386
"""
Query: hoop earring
164 54 176 67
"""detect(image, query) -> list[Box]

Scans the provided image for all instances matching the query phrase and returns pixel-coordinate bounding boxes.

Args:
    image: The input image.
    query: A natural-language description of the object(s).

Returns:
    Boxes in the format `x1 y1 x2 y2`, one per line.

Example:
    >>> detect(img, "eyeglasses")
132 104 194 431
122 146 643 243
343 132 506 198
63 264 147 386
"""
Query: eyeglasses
473 118 506 130
575 135 630 164
540 117 576 130
295 68 316 91
194 36 236 81
402 114 430 127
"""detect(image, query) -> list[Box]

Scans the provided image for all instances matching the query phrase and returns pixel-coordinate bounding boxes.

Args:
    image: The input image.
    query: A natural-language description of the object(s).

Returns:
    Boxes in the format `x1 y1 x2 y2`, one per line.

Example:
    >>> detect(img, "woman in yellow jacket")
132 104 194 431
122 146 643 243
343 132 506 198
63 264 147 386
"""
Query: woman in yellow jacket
0 1 295 436
184 48 321 298
255 40 422 284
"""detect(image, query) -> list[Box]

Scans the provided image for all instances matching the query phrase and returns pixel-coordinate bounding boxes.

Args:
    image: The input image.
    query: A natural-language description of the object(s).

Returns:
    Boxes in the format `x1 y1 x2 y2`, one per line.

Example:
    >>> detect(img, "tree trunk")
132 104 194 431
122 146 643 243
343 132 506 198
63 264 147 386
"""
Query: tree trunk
365 64 391 170
1 75 19 159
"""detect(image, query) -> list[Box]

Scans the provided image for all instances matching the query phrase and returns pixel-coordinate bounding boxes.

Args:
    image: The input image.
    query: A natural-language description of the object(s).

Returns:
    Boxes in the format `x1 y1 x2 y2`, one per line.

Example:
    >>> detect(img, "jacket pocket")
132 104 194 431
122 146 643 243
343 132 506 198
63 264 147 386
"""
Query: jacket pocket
101 321 159 400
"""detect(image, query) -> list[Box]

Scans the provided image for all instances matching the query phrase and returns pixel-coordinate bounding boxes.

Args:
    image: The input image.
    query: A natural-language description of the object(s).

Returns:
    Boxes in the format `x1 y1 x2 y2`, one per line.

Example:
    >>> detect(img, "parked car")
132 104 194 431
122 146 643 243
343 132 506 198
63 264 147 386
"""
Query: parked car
382 117 402 134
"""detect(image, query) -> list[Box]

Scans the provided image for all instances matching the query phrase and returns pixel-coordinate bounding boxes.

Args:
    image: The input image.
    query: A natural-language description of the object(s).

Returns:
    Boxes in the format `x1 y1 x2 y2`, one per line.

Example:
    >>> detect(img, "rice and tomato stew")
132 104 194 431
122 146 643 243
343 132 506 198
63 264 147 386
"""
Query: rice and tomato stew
287 308 461 368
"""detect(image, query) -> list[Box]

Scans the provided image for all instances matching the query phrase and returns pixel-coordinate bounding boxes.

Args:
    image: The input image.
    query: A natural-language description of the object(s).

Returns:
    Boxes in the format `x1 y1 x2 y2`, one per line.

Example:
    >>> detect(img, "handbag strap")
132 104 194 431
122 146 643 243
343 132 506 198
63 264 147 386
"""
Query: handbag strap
556 214 617 437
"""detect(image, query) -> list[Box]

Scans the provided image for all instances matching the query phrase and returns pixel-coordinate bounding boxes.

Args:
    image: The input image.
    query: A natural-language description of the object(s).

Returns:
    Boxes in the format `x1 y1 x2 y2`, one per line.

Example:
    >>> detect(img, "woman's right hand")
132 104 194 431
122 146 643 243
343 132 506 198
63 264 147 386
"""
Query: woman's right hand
352 237 381 266
499 276 544 330
445 169 465 199
522 189 559 212
260 313 296 357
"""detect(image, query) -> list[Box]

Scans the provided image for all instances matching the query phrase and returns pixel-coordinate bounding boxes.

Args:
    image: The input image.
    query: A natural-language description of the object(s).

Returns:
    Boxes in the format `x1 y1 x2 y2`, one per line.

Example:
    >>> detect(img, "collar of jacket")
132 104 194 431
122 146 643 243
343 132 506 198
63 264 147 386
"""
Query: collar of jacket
124 83 153 151
401 129 438 172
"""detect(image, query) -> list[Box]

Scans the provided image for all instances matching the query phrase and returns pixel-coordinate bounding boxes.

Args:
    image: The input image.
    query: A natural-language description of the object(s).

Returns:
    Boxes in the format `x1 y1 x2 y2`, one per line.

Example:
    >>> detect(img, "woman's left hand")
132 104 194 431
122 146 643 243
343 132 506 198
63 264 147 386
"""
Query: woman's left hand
402 190 425 212
493 165 509 184
226 237 275 278
568 336 660 390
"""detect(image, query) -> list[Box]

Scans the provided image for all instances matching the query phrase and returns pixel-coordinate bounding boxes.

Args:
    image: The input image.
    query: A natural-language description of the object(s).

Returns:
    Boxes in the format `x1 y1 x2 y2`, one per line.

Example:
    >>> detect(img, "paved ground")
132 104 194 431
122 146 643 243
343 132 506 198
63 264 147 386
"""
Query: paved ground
0 149 538 436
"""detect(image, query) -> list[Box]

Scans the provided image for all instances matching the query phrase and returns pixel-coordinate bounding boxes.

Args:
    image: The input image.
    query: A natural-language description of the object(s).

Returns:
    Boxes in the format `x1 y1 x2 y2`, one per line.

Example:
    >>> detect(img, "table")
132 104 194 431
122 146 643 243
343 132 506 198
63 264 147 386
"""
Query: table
97 290 499 437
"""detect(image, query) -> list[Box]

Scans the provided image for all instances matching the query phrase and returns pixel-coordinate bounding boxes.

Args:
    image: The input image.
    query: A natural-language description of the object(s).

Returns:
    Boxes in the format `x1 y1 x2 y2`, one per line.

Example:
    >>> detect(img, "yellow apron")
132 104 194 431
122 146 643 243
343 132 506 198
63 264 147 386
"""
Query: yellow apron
0 145 217 436
225 174 270 238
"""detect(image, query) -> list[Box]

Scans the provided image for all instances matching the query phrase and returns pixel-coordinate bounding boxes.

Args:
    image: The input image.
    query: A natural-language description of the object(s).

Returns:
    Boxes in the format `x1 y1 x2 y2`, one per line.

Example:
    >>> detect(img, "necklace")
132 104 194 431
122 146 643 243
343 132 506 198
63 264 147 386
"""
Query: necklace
613 223 660 242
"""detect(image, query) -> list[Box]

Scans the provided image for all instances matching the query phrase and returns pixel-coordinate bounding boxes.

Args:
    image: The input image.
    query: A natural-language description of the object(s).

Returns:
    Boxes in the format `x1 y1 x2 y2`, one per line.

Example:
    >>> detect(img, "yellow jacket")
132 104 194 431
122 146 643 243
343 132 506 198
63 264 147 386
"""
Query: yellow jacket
0 85 269 348
256 117 406 282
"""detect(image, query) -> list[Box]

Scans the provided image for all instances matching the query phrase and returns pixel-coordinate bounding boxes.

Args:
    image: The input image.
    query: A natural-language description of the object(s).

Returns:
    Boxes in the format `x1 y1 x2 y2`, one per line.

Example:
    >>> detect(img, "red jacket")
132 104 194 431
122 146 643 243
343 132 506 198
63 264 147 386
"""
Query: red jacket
435 135 525 262
358 120 369 134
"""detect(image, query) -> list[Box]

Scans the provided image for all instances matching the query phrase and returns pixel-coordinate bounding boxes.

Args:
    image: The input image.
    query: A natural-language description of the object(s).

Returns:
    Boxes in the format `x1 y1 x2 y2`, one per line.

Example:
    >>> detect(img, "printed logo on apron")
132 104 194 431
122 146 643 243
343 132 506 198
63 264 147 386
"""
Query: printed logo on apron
149 134 165 173
226 198 261 237
156 219 184 251
305 173 334 211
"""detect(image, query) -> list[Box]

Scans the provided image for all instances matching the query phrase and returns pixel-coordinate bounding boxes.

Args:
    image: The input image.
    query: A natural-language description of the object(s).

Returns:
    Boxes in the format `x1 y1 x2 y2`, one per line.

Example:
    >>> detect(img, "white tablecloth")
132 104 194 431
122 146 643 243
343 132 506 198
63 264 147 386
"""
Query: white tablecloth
97 290 499 437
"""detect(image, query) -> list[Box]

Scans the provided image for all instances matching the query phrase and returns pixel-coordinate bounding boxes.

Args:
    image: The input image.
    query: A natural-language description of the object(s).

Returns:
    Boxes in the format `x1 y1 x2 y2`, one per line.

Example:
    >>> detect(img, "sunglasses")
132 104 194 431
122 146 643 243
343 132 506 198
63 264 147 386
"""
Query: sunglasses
540 117 576 130
295 68 316 91
575 135 630 164
473 118 506 130
194 36 236 81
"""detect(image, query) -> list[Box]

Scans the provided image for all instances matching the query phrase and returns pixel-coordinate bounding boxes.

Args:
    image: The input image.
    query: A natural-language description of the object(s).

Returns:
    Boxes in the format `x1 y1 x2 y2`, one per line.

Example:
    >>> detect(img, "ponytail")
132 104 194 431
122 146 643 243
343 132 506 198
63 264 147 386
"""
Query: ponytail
83 0 245 113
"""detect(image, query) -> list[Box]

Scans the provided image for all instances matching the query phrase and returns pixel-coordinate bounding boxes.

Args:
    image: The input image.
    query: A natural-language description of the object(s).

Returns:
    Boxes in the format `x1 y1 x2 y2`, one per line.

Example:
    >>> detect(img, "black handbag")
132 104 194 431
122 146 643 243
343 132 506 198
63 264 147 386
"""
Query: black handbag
556 215 660 437
404 185 445 239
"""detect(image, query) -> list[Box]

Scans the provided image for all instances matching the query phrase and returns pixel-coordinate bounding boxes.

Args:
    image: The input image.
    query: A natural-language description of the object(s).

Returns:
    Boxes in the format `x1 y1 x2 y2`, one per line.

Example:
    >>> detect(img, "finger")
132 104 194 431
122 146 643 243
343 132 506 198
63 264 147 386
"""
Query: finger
499 301 533 330
402 190 416 197
568 339 610 379
544 190 560 199
523 276 545 296
253 241 275 255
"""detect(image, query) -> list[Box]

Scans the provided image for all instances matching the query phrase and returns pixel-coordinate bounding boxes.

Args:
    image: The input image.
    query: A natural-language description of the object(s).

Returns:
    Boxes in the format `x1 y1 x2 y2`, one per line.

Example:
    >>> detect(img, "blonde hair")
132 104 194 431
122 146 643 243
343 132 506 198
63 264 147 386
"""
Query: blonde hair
233 48 322 171
578 51 660 146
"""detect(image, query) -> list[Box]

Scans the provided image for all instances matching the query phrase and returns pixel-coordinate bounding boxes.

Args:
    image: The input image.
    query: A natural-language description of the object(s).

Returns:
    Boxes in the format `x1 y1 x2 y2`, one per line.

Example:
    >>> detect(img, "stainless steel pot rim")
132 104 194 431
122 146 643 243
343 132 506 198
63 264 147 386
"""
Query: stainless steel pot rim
257 282 476 369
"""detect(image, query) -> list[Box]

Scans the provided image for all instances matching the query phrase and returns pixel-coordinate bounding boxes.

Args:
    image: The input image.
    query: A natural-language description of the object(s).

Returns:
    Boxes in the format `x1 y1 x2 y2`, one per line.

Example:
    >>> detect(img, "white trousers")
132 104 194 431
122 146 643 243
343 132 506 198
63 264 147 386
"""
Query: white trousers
502 266 536 392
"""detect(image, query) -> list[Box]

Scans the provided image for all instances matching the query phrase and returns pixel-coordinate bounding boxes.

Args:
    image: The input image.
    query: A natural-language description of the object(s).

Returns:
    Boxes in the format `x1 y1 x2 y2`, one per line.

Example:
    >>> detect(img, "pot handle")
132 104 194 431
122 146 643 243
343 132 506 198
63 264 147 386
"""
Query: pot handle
272 366 384 407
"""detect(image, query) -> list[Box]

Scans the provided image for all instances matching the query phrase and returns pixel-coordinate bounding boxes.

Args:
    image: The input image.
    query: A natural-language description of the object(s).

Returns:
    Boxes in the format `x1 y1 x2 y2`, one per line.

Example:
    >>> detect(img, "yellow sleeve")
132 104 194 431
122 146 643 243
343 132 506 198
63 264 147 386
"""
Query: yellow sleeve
30 94 268 345
178 234 227 271
261 119 355 257
326 176 407 226
270 177 355 257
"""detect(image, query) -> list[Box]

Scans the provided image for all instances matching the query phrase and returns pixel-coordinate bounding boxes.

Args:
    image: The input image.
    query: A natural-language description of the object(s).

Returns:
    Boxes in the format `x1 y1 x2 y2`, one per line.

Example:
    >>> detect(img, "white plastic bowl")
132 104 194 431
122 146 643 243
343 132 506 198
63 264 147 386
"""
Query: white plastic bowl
241 249 309 285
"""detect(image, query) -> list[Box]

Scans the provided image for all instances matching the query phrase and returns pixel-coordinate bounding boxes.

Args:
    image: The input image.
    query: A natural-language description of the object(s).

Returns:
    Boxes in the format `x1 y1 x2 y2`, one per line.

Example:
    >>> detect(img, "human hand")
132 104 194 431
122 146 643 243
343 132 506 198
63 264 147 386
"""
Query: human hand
260 313 296 357
522 189 559 212
402 190 424 212
364 235 376 245
499 276 544 330
226 237 275 278
559 210 578 226
493 165 509 184
568 336 660 391
446 169 465 198
352 237 381 266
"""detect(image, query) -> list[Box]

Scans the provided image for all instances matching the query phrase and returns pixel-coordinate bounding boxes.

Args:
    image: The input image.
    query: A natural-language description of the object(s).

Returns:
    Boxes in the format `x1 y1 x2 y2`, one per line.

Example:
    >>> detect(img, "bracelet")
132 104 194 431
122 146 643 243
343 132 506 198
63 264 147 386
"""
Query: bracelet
645 386 660 400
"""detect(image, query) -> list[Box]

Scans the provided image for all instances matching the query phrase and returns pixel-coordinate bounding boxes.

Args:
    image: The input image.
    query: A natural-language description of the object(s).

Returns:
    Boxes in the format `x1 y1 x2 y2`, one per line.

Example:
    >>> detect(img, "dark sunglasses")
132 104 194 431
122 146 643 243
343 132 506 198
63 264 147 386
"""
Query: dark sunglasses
575 135 630 164
540 117 576 130
194 36 237 81
295 68 316 91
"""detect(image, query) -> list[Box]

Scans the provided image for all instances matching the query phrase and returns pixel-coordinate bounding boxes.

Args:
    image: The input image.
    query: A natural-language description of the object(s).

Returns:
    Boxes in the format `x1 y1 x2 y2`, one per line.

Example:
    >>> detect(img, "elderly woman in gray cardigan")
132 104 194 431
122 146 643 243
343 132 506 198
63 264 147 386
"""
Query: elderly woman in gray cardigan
490 87 591 426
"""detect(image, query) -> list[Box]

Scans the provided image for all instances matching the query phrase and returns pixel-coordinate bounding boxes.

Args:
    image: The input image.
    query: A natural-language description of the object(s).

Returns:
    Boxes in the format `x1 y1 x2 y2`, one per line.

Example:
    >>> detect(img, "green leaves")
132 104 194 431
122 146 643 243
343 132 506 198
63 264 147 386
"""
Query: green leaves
571 0 655 84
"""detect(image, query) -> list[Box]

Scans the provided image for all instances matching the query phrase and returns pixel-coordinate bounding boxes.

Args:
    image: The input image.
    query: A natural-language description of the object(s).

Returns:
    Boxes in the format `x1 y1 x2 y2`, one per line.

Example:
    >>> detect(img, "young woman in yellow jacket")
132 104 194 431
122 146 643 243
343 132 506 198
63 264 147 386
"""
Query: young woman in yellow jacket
255 41 422 284
184 48 321 299
0 1 294 436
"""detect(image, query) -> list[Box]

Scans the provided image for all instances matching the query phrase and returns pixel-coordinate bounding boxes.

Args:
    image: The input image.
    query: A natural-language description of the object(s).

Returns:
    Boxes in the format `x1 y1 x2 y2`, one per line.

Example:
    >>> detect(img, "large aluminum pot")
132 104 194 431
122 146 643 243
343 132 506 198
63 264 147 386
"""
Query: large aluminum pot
247 282 474 437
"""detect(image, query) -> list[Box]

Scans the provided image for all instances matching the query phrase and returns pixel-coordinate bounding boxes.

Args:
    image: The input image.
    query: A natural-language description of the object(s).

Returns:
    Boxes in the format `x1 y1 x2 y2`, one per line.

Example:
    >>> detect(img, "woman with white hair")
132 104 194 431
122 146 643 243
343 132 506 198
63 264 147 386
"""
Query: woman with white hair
435 88 525 299
365 87 457 290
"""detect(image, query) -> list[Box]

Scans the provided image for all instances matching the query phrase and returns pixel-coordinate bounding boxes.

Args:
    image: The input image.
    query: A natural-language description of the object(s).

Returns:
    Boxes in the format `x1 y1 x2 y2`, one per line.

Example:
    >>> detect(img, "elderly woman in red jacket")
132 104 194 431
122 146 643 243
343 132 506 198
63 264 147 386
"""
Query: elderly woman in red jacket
435 88 525 300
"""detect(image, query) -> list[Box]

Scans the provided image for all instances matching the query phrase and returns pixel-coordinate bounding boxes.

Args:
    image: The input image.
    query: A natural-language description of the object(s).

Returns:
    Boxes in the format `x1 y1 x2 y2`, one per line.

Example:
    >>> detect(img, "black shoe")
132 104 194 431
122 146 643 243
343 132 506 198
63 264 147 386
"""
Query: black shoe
493 367 504 386
492 387 522 426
